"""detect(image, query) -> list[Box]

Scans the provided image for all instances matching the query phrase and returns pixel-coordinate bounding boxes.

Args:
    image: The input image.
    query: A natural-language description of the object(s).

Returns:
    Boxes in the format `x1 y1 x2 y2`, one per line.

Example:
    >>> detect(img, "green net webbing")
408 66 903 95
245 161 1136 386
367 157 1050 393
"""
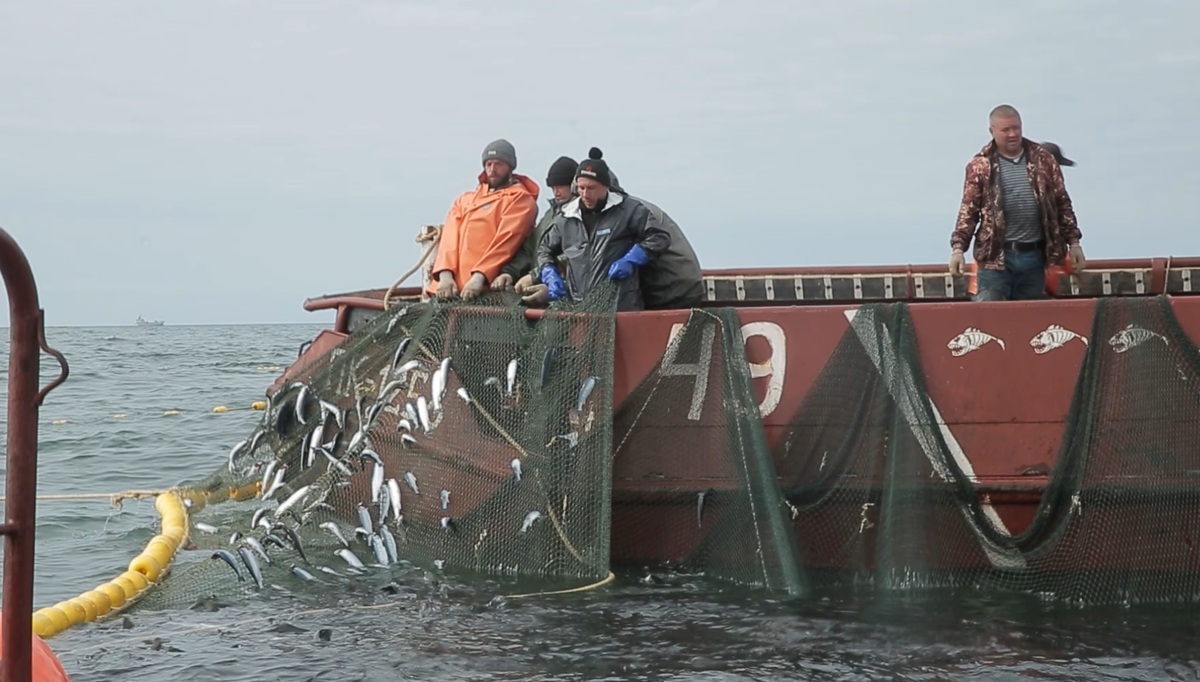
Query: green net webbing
775 296 1200 606
135 282 619 609
129 291 1200 612
611 308 805 596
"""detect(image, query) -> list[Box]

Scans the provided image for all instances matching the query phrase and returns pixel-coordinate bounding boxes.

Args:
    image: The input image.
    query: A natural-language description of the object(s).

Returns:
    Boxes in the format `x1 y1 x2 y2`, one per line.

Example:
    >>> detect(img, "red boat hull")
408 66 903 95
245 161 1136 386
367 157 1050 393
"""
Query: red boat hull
272 257 1200 580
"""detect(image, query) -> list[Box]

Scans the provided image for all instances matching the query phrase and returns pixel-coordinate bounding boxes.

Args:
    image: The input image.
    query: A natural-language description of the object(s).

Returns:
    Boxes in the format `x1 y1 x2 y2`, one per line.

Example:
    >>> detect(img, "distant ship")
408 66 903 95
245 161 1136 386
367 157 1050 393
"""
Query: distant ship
135 315 164 326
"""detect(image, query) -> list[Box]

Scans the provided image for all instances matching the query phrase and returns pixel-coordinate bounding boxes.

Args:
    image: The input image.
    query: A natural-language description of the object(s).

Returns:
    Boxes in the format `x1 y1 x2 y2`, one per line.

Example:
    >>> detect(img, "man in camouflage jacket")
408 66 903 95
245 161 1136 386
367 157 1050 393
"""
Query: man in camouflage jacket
949 105 1086 301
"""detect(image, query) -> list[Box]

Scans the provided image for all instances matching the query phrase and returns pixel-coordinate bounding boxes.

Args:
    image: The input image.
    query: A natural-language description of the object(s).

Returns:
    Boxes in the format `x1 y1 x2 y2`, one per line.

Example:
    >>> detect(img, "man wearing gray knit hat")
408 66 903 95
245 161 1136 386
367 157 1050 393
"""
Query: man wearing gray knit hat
426 138 539 301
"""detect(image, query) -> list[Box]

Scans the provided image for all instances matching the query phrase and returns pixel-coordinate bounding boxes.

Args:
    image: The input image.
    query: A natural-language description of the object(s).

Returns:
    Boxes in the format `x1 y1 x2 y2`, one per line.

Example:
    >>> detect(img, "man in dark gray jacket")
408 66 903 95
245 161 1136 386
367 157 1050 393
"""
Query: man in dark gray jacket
534 148 671 311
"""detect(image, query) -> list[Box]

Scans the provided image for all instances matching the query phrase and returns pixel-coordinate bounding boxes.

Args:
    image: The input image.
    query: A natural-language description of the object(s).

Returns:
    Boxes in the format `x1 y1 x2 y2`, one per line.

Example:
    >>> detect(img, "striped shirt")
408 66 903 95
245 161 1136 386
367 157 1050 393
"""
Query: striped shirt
996 153 1042 244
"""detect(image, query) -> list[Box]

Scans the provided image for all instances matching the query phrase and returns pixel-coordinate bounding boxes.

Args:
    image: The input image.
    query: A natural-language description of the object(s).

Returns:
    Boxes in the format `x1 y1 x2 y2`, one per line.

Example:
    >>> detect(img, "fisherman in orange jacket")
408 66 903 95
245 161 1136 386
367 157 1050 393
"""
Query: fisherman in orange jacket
427 139 540 300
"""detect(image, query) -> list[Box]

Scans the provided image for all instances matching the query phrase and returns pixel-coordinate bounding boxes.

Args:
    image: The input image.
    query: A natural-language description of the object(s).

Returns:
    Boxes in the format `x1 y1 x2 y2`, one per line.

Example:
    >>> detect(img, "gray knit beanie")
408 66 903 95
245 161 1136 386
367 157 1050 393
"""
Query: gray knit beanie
482 139 517 169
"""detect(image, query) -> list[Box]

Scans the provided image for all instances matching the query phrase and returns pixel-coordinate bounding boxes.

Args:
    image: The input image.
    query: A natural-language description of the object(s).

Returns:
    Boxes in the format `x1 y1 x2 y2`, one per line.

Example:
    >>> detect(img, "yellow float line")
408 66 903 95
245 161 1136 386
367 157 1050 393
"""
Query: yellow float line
30 479 262 639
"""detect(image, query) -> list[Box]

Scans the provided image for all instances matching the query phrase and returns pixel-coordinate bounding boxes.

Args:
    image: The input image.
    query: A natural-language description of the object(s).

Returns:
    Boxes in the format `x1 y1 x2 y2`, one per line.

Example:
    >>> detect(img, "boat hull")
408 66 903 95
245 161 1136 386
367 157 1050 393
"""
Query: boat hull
270 259 1200 583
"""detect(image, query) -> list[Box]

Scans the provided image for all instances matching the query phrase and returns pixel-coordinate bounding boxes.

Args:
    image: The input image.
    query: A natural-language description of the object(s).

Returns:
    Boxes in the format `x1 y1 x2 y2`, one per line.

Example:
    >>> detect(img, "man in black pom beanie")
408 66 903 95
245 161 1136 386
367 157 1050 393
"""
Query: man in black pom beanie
494 156 578 290
532 147 673 311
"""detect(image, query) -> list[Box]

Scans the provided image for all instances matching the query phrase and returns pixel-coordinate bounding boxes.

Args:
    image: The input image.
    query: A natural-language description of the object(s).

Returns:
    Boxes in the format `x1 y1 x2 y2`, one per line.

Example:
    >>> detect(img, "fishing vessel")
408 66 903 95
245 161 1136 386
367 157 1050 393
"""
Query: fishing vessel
265 254 1200 595
135 315 164 326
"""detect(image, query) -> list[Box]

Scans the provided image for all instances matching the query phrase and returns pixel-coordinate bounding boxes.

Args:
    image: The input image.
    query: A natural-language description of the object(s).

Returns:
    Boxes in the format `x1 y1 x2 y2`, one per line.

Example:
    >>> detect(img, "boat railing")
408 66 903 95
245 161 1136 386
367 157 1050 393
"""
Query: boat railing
0 227 69 681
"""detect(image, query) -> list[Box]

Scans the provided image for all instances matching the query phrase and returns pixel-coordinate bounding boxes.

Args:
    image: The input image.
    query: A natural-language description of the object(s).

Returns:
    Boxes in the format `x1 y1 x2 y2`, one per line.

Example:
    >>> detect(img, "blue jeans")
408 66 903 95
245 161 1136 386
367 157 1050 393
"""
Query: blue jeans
974 248 1046 301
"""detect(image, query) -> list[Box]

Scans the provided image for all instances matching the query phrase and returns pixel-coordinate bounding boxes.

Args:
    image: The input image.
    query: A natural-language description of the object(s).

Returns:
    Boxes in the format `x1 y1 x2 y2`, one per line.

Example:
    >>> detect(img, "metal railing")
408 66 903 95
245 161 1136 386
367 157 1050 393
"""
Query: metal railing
0 227 68 681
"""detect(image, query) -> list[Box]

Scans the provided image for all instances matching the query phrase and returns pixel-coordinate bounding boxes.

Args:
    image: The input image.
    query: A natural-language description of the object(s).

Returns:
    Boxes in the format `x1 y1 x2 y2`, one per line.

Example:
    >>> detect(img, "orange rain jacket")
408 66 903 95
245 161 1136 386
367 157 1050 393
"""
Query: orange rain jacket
426 172 540 296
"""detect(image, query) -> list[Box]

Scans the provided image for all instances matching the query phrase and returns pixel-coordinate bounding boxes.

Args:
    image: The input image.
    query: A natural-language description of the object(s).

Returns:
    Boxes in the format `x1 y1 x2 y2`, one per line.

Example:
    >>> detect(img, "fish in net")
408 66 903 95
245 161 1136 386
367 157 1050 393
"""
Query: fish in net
133 282 620 610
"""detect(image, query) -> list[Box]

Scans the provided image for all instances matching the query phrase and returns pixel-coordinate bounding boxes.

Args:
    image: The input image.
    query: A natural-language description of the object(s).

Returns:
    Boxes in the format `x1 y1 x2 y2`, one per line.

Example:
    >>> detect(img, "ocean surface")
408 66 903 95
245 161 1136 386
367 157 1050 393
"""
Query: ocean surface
0 323 1198 681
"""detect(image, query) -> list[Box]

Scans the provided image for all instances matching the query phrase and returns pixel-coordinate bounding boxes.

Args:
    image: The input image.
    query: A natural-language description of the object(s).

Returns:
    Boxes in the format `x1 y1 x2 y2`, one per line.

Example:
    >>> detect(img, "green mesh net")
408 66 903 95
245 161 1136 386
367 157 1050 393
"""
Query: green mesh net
130 291 1200 611
135 282 620 609
775 296 1200 606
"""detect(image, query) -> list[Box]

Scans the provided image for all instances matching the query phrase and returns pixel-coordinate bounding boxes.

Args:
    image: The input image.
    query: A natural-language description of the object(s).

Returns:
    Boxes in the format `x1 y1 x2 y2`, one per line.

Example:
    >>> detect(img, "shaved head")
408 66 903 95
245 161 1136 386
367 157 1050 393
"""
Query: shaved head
989 104 1021 122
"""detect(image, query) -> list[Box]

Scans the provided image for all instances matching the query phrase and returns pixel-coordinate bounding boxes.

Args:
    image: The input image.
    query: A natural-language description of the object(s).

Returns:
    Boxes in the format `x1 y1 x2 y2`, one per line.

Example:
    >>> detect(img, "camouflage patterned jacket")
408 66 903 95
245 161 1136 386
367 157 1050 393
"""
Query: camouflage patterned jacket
951 139 1081 270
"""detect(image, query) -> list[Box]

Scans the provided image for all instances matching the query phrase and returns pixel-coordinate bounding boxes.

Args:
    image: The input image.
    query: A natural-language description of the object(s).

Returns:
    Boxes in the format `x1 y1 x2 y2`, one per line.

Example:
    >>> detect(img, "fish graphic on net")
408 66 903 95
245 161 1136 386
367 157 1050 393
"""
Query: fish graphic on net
1029 324 1089 354
947 328 1006 357
1108 324 1169 353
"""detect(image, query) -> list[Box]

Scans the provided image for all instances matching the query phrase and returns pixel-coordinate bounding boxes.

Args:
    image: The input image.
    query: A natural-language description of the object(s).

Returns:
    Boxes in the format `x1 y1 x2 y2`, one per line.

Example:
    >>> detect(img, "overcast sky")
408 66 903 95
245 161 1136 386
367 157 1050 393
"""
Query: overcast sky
2 0 1198 326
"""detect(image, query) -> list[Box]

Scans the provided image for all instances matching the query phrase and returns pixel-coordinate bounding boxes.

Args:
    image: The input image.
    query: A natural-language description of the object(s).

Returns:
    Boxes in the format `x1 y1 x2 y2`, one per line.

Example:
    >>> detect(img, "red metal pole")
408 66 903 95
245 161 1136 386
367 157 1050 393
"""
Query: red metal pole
0 227 68 682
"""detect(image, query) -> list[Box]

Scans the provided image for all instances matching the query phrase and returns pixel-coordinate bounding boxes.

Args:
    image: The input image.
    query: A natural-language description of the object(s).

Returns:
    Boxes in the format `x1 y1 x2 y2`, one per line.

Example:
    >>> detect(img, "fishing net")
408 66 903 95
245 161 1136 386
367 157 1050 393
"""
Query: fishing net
612 308 806 596
775 296 1200 606
125 287 1200 613
134 282 619 610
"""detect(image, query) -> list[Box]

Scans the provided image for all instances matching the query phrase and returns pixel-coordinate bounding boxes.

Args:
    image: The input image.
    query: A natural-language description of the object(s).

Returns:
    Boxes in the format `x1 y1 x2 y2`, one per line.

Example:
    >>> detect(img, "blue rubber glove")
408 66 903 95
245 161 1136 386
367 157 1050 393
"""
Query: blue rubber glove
540 265 567 301
607 244 652 281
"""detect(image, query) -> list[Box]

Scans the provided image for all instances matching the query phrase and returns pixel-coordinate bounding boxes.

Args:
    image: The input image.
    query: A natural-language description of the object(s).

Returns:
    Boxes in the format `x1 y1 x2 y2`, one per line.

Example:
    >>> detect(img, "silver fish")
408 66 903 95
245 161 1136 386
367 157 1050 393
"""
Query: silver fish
506 358 518 397
547 431 579 448
1108 324 1169 353
291 564 316 581
320 447 353 477
405 401 419 426
369 534 390 566
433 559 445 570
378 482 391 523
400 433 417 448
697 488 715 528
394 359 420 380
396 418 413 433
356 503 374 536
228 530 243 545
320 521 349 549
336 548 365 569
193 521 219 534
457 386 471 404
237 546 265 589
520 510 542 533
316 565 341 576
248 428 267 455
347 428 365 454
439 489 450 511
405 471 419 495
318 400 343 429
389 337 412 375
511 458 522 481
274 485 312 518
227 438 248 473
435 357 451 404
440 516 456 532
378 379 407 403
430 367 445 411
947 327 1006 357
263 467 287 500
575 376 597 412
416 396 431 433
212 549 244 581
251 507 270 532
386 316 400 334
360 448 383 468
484 376 502 395
386 478 403 521
242 536 271 565
279 525 309 565
259 459 278 497
380 526 399 564
294 384 310 426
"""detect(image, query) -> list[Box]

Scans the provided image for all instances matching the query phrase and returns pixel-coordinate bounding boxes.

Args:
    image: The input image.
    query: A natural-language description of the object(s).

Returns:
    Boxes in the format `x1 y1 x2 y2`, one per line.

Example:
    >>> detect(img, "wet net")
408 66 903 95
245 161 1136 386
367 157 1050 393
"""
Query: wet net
774 296 1200 606
127 291 1200 613
135 282 620 609
611 308 806 596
